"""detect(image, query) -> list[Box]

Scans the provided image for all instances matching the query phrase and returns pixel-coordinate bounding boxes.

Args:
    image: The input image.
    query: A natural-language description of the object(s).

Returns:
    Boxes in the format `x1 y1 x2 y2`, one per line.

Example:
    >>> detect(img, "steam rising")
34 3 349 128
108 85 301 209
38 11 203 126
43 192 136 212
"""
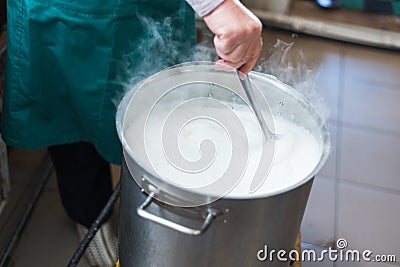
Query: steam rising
255 39 329 120
194 21 219 62
193 26 329 121
113 15 197 106
114 17 328 120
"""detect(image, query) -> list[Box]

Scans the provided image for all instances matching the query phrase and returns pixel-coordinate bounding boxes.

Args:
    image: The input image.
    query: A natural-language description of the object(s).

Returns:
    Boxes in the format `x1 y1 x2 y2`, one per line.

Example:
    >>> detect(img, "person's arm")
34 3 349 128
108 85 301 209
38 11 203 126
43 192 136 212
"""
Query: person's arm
186 0 263 74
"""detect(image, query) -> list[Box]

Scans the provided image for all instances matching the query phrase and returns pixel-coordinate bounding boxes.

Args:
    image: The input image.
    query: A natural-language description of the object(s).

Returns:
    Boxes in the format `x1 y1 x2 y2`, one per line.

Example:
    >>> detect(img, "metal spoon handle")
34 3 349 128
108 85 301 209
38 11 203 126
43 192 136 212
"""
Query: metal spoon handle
238 73 275 140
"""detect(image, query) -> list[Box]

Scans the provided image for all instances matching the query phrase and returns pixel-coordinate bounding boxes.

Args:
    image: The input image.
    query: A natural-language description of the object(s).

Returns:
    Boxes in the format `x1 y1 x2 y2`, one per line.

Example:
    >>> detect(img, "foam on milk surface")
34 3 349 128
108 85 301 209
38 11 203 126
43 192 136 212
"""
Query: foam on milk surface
126 104 322 197
228 115 321 196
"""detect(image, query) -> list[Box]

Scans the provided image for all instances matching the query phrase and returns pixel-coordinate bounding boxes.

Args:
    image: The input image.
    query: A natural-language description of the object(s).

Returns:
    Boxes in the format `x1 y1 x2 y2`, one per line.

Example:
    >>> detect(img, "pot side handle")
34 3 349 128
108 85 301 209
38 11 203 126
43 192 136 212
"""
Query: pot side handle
137 193 221 236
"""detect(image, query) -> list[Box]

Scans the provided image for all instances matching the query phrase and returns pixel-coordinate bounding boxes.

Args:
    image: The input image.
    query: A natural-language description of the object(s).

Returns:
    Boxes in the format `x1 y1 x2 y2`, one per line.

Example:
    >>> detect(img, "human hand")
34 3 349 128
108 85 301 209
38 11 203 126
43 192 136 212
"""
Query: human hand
203 0 263 74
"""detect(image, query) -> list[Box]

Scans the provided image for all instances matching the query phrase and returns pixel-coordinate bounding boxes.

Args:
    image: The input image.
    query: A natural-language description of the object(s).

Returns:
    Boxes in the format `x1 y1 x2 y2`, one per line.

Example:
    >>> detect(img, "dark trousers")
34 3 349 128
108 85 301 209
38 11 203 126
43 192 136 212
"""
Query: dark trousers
48 142 113 228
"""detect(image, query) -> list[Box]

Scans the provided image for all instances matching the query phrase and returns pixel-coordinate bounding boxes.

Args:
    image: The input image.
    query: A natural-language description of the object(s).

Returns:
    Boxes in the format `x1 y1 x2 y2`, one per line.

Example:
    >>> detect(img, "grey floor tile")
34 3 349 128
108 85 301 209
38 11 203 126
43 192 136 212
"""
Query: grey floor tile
0 148 53 260
0 184 26 257
335 260 399 267
301 259 335 266
336 182 400 263
300 243 334 267
45 166 58 191
10 173 91 267
301 176 335 247
343 44 400 86
342 79 400 133
315 75 340 123
8 148 50 186
319 123 337 178
339 126 400 191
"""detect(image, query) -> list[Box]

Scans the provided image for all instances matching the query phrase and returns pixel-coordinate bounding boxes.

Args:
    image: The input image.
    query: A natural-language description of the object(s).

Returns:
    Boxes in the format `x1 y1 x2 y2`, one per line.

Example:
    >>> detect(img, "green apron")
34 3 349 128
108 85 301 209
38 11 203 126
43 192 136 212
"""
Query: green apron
3 0 196 164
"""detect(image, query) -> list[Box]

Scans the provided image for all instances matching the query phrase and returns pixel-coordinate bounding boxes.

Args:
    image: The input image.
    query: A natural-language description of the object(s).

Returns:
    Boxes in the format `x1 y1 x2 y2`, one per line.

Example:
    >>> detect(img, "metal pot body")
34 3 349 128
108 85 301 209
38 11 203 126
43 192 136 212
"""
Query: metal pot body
120 160 313 267
117 62 330 267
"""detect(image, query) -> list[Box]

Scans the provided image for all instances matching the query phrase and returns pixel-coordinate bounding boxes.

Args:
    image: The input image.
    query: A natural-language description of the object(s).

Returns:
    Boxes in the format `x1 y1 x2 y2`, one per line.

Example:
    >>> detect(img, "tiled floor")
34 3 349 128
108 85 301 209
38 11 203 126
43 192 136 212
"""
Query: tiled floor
8 171 91 267
3 20 400 267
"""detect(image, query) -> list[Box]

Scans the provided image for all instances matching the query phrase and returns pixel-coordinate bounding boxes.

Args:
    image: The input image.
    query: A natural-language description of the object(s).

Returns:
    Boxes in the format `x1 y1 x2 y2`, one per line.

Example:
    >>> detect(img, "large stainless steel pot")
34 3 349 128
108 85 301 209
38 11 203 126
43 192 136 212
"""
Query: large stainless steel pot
116 62 330 267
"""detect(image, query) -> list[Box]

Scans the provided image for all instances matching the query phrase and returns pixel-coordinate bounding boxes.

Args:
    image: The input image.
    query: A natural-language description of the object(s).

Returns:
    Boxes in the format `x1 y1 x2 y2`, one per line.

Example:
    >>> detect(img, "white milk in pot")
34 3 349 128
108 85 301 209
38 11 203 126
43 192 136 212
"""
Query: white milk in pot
125 101 322 198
